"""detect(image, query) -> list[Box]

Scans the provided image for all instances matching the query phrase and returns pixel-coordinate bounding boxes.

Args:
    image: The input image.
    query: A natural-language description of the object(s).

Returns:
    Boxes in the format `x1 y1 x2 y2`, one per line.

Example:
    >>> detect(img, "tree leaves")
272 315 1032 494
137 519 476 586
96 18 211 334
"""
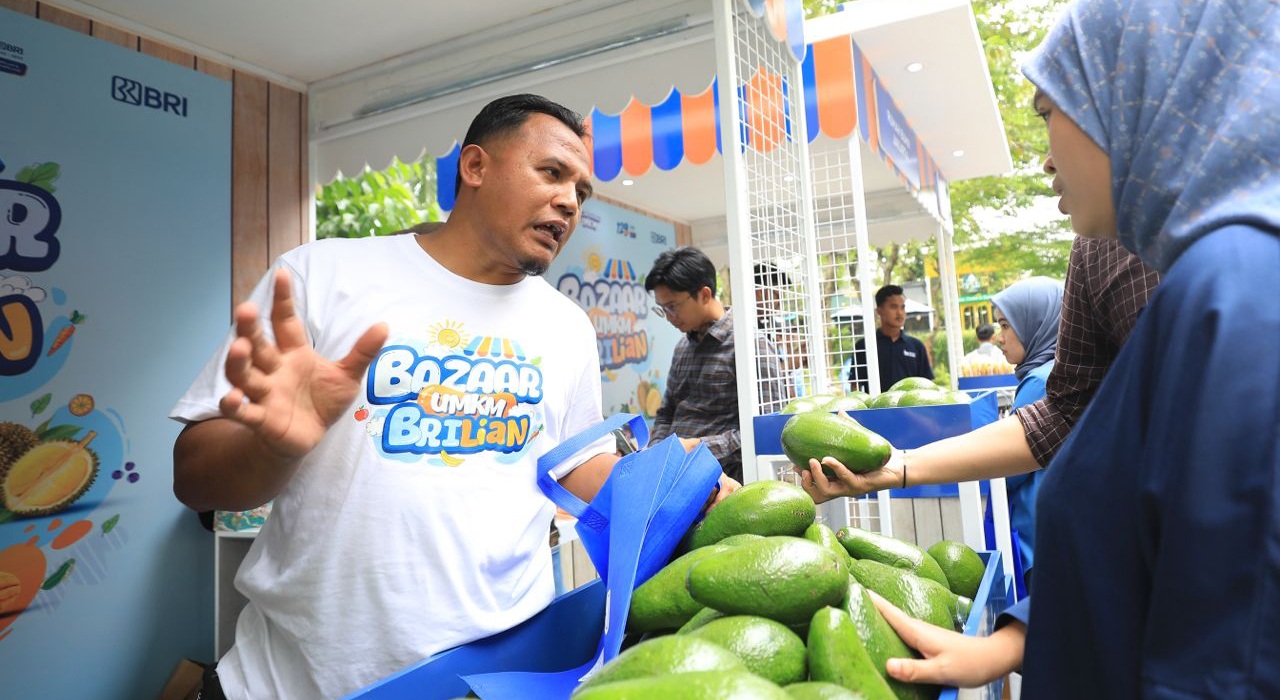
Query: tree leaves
316 157 443 239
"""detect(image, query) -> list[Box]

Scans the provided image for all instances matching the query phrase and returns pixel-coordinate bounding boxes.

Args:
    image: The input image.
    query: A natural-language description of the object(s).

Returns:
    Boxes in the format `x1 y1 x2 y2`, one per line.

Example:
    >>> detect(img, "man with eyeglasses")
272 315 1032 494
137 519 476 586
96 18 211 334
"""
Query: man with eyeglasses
644 247 785 482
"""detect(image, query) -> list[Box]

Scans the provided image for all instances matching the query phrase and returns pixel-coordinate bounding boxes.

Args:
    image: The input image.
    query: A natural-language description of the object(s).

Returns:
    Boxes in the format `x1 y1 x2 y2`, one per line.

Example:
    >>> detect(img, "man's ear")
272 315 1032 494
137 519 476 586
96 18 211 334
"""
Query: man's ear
458 143 487 189
700 286 714 304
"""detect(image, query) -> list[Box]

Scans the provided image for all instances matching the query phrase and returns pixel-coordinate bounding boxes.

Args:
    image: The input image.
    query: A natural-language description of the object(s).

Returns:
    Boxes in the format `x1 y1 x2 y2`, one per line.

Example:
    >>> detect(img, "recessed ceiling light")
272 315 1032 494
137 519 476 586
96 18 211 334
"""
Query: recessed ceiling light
952 149 965 157
783 175 795 183
906 62 924 73
622 179 635 186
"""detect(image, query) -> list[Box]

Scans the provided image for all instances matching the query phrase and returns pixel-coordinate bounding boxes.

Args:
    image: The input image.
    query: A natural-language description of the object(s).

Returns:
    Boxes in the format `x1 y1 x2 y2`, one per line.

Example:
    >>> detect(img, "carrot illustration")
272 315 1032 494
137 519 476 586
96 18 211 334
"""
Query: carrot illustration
47 311 86 356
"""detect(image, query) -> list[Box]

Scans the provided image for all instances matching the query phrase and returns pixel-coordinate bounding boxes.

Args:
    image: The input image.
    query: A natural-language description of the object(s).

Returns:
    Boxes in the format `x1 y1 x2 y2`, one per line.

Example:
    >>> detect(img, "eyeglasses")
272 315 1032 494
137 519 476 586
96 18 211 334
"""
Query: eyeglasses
652 294 693 318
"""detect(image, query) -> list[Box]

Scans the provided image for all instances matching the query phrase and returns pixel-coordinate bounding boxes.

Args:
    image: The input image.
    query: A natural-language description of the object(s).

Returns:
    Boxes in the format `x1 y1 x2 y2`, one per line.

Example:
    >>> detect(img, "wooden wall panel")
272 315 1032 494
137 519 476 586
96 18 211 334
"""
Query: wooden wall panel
299 93 311 242
268 83 303 259
232 72 271 310
675 222 693 248
890 498 916 544
196 57 233 81
912 497 945 549
37 2 88 33
939 496 964 543
140 37 194 68
90 22 137 50
0 0 37 16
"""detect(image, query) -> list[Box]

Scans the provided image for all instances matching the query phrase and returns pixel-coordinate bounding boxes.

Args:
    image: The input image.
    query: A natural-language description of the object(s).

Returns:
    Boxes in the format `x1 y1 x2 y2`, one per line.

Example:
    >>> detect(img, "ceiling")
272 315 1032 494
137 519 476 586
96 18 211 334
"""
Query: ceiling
64 0 1008 250
63 0 641 84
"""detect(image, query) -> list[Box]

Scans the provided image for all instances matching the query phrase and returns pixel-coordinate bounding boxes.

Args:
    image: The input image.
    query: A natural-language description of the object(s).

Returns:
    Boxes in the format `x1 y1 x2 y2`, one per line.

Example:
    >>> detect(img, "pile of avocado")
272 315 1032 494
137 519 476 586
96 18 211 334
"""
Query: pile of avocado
864 378 972 410
565 481 986 699
780 378 971 415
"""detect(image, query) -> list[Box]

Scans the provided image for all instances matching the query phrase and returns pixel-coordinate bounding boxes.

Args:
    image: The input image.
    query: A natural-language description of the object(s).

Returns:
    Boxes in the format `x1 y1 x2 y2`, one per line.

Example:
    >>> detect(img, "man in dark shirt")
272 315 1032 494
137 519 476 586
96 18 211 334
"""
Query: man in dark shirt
848 284 934 393
645 247 784 482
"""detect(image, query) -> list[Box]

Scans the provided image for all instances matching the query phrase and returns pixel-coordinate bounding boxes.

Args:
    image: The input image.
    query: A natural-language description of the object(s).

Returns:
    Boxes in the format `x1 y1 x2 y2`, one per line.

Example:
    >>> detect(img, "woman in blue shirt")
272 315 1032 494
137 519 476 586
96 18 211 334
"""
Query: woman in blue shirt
865 0 1280 694
991 277 1063 580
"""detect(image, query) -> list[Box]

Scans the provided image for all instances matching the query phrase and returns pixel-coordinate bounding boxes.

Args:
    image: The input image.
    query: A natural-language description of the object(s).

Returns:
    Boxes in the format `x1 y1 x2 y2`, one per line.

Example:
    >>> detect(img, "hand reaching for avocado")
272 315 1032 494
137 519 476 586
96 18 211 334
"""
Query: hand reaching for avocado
798 449 906 503
868 590 1025 688
704 473 740 512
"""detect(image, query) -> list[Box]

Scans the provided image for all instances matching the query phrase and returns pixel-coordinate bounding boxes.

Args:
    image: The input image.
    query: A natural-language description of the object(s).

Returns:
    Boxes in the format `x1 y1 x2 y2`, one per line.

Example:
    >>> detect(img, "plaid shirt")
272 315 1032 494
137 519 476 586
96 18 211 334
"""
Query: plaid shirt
649 307 785 481
1015 237 1162 466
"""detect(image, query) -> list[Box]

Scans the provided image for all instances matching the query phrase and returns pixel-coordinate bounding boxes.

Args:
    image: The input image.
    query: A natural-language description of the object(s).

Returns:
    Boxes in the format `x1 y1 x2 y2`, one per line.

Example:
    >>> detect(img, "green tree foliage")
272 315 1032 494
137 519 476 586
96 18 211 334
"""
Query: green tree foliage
316 157 442 239
948 0 1070 247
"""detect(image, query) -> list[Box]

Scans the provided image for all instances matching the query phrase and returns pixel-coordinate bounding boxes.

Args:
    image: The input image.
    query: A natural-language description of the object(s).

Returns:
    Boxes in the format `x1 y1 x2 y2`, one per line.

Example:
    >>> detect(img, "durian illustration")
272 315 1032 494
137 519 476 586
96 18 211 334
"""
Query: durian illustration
0 422 38 469
1 431 99 518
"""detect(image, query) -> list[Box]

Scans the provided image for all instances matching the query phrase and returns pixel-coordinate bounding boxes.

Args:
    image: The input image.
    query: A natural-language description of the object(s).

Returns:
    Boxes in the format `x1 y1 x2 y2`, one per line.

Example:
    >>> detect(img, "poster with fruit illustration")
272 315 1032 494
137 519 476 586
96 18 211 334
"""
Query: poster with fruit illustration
547 200 683 430
0 11 230 699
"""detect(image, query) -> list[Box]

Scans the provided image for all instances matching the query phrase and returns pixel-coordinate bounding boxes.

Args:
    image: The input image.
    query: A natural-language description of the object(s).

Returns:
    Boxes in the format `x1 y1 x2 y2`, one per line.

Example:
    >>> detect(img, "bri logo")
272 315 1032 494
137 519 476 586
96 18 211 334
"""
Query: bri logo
111 75 188 117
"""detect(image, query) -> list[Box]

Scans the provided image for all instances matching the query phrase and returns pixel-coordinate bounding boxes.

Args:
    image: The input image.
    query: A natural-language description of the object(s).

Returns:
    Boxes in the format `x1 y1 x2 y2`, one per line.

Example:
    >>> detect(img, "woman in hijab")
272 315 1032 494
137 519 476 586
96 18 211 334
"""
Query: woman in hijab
864 0 1280 695
991 277 1063 579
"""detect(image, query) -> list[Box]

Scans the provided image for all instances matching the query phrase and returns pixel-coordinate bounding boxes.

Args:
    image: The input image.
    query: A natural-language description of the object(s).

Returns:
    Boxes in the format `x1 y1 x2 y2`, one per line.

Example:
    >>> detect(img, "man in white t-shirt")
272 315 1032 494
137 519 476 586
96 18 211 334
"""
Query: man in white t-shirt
171 94 735 700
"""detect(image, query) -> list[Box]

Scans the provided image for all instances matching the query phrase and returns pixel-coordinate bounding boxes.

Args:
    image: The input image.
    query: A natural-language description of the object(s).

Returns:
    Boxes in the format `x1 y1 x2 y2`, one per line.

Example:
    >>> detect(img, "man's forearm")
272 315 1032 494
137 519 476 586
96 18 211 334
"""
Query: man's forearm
699 429 740 463
559 452 619 503
905 416 1039 486
173 418 303 512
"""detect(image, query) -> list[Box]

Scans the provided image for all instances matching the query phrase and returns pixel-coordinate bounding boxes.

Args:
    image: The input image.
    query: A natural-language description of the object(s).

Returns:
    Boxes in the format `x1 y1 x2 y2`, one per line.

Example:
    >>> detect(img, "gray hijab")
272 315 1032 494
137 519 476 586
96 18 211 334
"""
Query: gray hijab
993 276 1063 381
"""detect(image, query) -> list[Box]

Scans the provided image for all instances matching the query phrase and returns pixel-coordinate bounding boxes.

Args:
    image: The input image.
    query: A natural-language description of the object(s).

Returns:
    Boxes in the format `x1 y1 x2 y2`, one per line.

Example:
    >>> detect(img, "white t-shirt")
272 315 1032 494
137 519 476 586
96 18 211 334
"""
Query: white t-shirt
171 234 612 700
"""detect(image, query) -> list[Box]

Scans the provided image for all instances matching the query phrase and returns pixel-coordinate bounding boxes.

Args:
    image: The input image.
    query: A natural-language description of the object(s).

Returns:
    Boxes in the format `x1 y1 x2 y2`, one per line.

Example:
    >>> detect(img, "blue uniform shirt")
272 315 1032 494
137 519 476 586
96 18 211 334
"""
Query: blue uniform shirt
849 329 934 393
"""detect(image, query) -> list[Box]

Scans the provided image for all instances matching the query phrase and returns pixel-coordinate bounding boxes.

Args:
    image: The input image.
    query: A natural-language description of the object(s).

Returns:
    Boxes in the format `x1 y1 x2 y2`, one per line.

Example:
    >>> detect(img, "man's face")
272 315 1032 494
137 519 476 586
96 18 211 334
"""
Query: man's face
464 113 594 276
653 284 706 333
876 294 907 331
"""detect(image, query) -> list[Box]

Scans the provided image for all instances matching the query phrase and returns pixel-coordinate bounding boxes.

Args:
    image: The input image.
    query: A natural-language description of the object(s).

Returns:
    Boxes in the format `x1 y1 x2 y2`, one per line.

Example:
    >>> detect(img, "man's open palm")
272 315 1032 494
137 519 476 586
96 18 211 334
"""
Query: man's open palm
219 268 388 459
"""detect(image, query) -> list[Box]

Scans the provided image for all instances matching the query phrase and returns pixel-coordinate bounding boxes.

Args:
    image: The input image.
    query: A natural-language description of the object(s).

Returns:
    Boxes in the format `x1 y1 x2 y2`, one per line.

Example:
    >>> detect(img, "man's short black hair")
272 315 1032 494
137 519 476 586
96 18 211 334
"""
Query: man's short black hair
646 247 717 297
875 284 905 307
754 262 792 288
976 323 996 341
455 93 587 191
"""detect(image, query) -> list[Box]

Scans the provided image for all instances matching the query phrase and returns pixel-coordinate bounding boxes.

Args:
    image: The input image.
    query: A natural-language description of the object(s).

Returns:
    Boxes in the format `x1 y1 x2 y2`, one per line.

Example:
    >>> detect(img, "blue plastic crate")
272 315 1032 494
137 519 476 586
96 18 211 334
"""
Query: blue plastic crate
957 374 1017 390
940 550 1010 700
754 390 998 497
344 548 1008 700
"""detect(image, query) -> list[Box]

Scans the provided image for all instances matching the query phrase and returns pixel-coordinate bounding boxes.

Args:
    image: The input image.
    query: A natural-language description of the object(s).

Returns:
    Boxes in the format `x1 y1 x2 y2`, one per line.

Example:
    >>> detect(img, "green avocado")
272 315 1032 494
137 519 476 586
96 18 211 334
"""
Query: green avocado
687 616 808 686
842 576 935 700
805 522 855 573
628 544 733 632
718 533 767 547
845 390 873 405
926 540 985 599
688 480 816 549
781 411 893 479
894 389 952 407
572 635 744 693
806 607 897 700
849 559 963 631
688 537 847 625
826 395 868 412
572 670 791 700
782 394 835 414
886 377 940 392
784 682 869 700
944 390 972 404
866 391 905 409
677 606 727 634
835 527 950 588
